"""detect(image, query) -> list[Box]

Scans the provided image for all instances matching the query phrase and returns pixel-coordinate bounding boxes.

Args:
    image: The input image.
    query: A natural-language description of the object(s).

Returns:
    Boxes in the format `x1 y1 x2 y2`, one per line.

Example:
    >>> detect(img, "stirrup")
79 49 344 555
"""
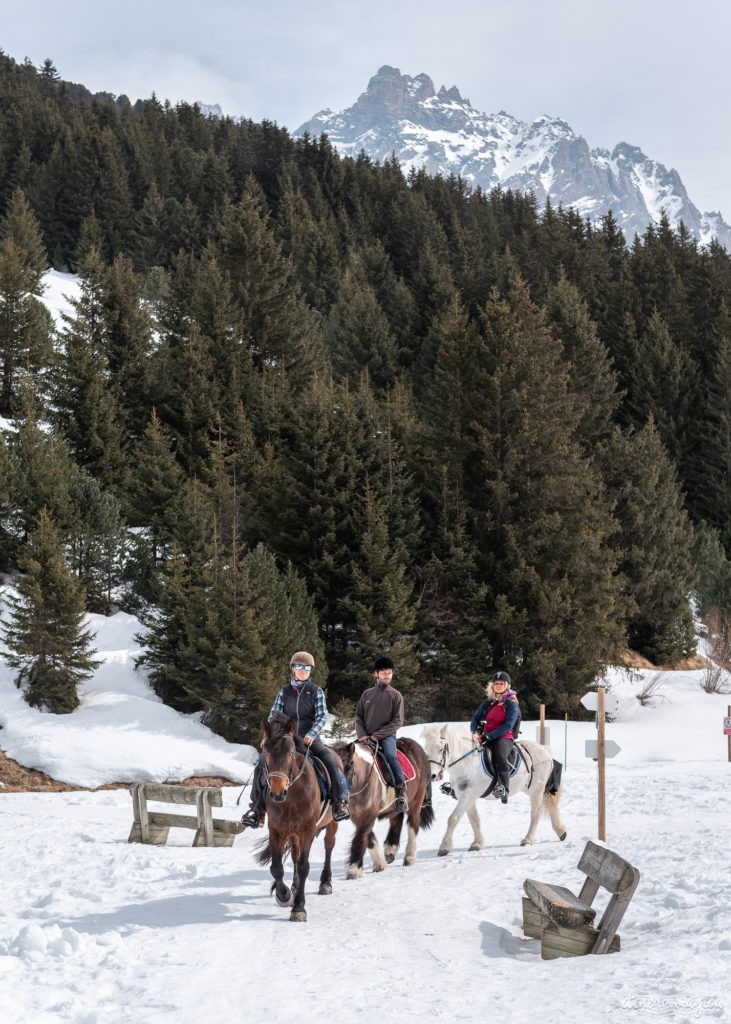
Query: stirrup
241 808 265 828
332 800 350 822
394 794 408 813
493 784 508 804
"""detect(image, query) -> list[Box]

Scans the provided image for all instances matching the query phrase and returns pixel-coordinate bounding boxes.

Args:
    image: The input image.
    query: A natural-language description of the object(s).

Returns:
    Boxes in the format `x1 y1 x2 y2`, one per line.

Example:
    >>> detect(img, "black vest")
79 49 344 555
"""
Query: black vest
278 682 320 737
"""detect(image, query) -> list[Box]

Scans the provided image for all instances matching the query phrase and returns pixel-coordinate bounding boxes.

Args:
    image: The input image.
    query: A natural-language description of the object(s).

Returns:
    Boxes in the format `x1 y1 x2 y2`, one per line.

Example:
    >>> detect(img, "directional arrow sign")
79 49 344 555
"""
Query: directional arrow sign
585 739 621 759
580 691 619 714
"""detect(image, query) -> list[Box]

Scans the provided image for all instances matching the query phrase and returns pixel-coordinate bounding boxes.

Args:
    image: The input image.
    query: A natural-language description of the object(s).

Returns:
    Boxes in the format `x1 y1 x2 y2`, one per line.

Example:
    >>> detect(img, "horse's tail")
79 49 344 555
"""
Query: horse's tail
420 773 435 830
256 838 292 865
256 839 272 865
543 759 563 797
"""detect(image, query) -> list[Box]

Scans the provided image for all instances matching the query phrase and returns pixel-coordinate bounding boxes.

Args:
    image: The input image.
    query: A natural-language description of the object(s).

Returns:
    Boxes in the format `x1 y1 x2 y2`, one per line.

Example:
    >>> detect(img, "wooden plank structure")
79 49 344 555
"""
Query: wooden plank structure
522 840 640 960
128 783 245 848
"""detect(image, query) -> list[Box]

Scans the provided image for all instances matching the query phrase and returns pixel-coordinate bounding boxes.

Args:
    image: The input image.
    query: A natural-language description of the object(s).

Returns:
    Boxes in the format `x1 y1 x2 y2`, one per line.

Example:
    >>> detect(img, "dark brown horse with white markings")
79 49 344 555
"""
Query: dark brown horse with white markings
256 713 338 921
332 737 434 878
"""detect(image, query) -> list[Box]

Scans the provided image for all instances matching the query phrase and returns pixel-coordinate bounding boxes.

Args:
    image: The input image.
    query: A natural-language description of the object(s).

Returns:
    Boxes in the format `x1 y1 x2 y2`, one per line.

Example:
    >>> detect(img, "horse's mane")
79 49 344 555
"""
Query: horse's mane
421 723 471 754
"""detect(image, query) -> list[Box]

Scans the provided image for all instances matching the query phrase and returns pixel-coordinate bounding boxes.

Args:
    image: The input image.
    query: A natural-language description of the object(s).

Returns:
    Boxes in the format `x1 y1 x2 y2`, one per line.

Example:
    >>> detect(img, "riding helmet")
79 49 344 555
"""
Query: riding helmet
490 670 512 685
290 651 315 667
373 656 395 672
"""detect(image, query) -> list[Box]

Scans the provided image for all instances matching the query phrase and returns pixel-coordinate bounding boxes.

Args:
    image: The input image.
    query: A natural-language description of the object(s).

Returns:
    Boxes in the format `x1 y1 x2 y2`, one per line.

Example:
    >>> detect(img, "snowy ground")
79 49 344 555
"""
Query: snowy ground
1 606 730 1022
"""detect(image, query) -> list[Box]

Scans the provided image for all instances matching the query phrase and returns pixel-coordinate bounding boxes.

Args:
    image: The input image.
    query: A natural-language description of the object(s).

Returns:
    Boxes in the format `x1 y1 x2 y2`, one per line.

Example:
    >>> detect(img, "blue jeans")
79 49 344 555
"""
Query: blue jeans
379 734 405 787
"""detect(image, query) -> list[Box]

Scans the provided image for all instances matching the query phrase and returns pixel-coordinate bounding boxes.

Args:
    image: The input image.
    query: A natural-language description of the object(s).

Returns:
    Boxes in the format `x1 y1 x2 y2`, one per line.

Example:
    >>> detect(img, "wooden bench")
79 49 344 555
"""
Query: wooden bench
128 783 245 848
522 840 640 959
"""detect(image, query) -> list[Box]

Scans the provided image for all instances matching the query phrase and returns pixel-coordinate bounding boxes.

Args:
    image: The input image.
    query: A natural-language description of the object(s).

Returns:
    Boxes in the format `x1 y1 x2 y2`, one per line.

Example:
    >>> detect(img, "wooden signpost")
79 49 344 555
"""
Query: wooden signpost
581 685 620 841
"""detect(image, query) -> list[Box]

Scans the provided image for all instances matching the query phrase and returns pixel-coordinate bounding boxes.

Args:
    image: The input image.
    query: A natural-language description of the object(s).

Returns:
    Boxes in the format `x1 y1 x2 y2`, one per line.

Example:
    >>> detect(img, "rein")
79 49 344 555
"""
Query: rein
429 740 479 779
347 741 379 797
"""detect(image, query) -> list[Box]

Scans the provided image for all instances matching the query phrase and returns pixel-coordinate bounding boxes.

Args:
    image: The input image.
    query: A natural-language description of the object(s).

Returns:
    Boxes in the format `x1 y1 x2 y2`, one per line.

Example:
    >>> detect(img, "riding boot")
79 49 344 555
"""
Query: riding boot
241 759 266 827
394 784 409 813
332 795 350 821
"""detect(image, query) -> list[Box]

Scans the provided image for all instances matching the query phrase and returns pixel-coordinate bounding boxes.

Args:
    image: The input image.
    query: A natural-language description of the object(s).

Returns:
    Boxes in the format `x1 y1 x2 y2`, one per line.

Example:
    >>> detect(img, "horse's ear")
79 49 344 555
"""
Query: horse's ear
346 742 355 754
440 724 448 738
285 718 296 736
262 719 271 737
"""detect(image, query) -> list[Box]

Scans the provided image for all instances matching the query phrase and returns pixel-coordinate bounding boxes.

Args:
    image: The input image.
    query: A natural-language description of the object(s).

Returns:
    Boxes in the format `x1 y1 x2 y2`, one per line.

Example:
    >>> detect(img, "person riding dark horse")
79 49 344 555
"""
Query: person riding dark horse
470 670 520 804
241 651 350 827
354 656 408 813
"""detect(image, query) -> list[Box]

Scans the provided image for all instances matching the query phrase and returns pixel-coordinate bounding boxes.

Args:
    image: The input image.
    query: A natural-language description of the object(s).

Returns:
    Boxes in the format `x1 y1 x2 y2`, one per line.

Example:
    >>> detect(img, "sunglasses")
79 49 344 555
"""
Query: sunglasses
292 663 313 671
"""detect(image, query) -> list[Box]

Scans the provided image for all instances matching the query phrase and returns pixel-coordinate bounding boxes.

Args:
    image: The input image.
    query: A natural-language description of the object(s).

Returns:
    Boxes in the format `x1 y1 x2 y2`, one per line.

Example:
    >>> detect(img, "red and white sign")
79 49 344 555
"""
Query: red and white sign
723 717 731 735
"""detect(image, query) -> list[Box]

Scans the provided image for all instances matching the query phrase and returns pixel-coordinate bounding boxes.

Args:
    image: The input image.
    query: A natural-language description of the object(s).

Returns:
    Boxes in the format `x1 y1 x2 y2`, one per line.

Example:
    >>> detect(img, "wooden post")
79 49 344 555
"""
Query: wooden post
539 704 546 745
597 686 606 841
564 712 568 770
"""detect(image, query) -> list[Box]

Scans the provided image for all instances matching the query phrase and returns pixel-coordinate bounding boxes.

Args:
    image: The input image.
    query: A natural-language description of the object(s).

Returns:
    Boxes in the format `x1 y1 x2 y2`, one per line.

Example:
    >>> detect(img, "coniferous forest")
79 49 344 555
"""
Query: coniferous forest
1 52 730 739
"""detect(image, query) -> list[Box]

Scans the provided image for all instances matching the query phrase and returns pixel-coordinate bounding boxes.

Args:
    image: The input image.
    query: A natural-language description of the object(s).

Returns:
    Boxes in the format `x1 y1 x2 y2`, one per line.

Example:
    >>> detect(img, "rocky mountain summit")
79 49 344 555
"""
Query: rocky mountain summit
296 66 731 249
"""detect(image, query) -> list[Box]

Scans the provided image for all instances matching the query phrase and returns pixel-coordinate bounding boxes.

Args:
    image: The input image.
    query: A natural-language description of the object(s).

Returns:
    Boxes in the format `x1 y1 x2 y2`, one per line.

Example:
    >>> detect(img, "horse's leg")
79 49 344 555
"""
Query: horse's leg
466 802 485 852
347 819 374 879
383 811 404 863
290 836 311 922
519 776 545 846
403 798 421 866
367 829 387 872
543 790 567 842
437 792 474 856
269 835 293 907
318 821 337 895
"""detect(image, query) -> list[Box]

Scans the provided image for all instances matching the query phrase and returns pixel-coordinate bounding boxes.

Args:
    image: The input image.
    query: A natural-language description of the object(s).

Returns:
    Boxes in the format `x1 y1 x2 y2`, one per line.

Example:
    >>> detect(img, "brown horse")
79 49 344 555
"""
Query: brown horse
333 737 434 878
256 713 339 921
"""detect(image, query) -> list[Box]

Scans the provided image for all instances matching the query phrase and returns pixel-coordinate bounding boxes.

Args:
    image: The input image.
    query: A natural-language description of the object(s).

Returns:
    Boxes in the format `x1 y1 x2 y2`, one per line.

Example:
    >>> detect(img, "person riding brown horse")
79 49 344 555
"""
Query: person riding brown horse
242 651 350 827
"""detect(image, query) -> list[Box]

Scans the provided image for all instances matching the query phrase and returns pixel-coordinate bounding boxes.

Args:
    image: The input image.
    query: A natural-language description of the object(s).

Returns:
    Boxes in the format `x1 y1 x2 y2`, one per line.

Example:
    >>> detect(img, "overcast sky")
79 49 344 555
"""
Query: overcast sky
4 1 731 217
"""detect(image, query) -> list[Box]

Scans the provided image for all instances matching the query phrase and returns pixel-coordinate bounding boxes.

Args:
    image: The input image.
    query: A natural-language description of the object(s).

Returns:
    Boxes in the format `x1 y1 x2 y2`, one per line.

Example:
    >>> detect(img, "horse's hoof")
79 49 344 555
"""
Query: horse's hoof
346 865 363 880
290 909 307 922
318 882 333 895
403 857 415 867
520 838 533 847
559 831 567 841
437 849 450 857
384 852 395 864
468 842 482 852
275 887 293 907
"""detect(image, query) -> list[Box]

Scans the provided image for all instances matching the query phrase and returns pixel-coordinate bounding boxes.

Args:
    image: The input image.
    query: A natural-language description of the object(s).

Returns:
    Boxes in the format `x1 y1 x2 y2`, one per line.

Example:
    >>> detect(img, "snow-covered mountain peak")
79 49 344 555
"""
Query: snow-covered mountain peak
295 66 731 249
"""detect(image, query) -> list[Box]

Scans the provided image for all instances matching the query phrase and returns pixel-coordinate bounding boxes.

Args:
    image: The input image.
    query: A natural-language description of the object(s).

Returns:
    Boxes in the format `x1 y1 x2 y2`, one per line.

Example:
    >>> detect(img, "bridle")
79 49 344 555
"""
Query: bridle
262 736 310 801
428 742 449 781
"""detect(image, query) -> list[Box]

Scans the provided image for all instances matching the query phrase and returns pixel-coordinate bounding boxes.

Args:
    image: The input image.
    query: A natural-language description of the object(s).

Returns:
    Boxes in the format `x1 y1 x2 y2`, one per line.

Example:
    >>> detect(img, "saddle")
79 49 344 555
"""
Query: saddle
479 742 523 783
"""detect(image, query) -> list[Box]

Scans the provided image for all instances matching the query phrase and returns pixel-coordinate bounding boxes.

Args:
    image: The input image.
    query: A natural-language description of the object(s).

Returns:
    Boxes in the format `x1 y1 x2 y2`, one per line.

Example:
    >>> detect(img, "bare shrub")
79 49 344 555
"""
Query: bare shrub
699 608 731 693
703 607 731 669
700 663 731 694
635 672 668 707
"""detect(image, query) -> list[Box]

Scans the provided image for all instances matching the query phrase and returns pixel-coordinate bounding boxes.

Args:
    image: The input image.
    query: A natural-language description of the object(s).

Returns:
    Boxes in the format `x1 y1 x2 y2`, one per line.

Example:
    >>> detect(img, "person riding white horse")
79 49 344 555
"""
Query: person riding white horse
470 670 520 804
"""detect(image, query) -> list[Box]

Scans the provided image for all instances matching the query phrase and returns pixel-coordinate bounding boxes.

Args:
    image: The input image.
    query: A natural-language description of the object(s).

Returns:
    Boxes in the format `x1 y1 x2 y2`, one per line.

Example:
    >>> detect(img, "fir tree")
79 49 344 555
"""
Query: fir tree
0 189 53 415
2 508 100 713
471 275 625 710
418 471 490 718
336 483 419 701
324 260 400 390
601 419 696 664
52 248 128 493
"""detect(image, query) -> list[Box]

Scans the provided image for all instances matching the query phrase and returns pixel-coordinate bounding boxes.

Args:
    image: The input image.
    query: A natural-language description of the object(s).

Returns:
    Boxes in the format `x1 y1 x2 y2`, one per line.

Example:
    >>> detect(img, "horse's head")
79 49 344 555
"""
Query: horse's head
332 741 356 781
421 724 450 780
262 715 298 802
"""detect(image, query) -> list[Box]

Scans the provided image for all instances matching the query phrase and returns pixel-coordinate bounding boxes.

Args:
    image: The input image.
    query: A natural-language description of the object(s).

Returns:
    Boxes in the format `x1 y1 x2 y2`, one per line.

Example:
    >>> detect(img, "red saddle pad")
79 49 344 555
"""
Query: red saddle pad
374 747 416 785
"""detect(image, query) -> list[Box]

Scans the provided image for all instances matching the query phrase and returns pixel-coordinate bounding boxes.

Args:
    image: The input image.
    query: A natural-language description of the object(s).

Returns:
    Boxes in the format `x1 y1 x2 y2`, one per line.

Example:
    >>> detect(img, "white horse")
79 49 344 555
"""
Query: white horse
421 724 567 854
